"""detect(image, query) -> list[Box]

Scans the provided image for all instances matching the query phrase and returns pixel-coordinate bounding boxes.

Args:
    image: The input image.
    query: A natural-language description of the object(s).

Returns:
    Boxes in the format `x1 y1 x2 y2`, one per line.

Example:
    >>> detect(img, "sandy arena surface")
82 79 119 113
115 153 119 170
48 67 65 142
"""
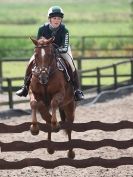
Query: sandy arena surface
0 91 133 177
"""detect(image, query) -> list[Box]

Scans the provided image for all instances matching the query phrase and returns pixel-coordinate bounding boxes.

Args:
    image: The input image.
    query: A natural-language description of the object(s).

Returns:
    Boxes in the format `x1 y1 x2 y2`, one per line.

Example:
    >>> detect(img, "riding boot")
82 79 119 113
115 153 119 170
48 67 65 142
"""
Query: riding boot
16 60 33 97
73 70 84 101
16 76 31 97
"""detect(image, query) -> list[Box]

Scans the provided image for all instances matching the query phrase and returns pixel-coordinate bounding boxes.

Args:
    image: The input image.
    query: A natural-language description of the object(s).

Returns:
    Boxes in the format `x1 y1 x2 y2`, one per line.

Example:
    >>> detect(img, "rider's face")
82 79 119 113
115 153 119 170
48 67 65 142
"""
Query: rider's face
49 17 62 28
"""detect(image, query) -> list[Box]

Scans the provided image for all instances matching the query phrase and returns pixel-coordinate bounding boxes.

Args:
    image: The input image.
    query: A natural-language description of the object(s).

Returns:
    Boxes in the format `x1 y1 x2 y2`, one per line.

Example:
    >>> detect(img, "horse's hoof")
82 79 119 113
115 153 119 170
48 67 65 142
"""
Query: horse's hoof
30 124 39 135
47 148 55 154
67 150 75 159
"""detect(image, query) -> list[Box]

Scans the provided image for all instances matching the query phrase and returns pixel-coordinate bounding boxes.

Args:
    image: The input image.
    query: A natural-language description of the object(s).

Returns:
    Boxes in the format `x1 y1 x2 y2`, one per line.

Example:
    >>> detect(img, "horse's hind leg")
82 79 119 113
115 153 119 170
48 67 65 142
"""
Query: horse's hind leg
51 93 64 131
47 127 55 154
59 108 66 122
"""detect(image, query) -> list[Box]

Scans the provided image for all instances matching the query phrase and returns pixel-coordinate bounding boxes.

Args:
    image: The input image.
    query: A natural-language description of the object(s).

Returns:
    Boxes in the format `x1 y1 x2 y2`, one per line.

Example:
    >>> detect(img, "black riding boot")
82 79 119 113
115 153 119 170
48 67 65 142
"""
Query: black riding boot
16 59 34 97
16 76 31 97
73 70 84 101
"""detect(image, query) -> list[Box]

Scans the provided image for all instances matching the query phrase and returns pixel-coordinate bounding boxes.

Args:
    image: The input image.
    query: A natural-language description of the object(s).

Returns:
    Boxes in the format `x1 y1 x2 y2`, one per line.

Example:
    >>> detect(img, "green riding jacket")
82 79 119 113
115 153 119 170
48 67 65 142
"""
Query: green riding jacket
37 23 69 53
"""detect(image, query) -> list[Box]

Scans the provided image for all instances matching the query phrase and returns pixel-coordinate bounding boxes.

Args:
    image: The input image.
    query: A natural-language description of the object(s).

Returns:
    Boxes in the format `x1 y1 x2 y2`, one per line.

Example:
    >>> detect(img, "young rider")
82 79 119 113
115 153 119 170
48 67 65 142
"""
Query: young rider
16 6 84 101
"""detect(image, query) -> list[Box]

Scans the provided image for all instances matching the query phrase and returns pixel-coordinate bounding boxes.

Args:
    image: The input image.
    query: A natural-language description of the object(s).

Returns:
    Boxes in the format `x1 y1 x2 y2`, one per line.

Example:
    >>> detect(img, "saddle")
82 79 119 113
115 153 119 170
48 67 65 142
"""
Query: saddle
57 57 71 82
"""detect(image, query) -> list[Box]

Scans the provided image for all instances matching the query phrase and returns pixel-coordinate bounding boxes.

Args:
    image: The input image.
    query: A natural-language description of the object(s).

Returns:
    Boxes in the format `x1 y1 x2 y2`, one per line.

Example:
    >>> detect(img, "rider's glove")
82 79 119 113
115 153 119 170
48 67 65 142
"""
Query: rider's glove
56 47 67 54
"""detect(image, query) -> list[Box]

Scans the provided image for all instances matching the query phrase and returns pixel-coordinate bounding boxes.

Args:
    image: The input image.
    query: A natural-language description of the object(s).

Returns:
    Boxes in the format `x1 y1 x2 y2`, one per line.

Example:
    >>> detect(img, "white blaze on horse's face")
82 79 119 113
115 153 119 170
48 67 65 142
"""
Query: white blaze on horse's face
41 48 45 58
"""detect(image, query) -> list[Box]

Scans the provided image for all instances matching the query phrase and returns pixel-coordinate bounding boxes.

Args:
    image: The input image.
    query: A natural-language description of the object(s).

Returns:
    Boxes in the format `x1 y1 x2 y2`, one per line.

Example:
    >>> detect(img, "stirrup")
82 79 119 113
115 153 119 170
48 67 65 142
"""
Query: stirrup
74 89 84 101
16 85 28 97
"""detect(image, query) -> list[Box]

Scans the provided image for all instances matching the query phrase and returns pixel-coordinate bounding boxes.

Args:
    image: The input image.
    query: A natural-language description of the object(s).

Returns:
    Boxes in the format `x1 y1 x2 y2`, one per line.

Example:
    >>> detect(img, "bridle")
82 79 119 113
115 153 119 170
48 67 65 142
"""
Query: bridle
32 43 57 85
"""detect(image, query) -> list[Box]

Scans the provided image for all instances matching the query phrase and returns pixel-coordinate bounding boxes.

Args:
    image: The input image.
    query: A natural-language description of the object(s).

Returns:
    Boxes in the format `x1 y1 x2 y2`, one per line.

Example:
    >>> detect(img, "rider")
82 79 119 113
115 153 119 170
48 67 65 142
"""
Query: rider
16 6 84 101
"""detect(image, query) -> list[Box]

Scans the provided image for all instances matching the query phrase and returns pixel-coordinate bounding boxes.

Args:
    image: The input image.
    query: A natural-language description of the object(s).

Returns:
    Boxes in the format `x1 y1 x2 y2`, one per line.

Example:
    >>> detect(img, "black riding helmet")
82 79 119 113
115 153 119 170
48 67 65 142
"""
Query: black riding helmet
48 6 64 18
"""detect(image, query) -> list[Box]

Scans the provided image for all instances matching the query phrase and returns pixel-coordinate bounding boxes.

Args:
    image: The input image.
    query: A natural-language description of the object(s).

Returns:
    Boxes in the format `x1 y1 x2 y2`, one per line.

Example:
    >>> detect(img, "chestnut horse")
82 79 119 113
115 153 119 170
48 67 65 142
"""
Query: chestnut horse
29 37 76 158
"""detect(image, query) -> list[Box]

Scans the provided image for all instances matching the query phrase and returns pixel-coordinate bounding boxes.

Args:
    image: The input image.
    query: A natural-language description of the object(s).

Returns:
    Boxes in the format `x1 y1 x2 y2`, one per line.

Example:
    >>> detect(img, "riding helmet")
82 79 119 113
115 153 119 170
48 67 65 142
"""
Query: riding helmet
48 6 64 18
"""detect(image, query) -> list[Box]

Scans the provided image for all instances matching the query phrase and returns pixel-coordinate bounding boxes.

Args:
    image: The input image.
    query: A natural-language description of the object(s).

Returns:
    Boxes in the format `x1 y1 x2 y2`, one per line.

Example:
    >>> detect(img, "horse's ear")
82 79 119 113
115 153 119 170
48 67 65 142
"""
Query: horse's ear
51 36 55 42
48 36 55 44
30 37 38 46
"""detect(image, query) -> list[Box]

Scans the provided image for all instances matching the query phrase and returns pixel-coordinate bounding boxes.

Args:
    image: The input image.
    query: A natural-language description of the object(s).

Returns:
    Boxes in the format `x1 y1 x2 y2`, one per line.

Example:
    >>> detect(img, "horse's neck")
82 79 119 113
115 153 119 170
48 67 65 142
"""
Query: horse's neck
45 53 56 67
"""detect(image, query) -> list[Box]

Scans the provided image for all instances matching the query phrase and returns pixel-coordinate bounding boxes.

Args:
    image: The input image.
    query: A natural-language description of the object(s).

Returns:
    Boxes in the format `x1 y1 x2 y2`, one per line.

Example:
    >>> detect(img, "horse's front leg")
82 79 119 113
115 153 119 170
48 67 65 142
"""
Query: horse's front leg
64 102 75 159
29 92 39 135
51 92 64 131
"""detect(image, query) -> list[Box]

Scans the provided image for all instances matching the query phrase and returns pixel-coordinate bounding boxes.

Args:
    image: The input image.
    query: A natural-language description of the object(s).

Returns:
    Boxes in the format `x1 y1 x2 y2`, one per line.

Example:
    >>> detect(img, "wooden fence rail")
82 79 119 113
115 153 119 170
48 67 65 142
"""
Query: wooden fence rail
0 55 132 78
79 58 133 92
1 58 133 108
0 120 133 169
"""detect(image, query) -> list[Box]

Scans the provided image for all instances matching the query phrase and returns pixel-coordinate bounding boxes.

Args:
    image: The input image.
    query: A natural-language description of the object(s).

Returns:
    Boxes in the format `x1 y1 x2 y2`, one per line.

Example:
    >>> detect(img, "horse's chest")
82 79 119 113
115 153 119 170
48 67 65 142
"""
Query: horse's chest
30 75 64 97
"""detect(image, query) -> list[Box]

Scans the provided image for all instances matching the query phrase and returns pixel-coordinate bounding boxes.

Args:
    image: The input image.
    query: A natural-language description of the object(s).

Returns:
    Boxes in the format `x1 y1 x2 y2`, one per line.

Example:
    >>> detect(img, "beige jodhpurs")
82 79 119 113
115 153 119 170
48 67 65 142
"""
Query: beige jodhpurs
29 46 75 72
60 46 75 72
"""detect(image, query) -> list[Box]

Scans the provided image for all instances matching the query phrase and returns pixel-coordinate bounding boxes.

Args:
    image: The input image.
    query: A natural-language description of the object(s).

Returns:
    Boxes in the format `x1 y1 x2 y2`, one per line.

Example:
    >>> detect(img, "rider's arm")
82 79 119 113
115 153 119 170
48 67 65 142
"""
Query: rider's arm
57 29 69 54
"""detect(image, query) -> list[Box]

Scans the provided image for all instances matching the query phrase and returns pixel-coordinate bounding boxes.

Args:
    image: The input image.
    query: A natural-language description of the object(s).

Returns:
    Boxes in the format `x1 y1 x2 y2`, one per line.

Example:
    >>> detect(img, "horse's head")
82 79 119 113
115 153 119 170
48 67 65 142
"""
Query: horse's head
30 36 56 84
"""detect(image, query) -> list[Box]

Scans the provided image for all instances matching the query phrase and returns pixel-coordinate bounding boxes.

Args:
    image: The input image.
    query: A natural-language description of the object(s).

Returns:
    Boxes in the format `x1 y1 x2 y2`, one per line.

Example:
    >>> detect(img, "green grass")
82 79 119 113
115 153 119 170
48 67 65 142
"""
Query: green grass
0 22 132 37
2 62 27 86
3 62 27 77
0 0 131 24
0 0 132 36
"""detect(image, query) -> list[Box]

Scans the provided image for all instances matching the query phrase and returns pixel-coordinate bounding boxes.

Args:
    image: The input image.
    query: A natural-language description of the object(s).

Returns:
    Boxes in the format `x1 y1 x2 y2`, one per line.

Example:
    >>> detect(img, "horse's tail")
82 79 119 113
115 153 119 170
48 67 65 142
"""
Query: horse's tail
59 108 66 122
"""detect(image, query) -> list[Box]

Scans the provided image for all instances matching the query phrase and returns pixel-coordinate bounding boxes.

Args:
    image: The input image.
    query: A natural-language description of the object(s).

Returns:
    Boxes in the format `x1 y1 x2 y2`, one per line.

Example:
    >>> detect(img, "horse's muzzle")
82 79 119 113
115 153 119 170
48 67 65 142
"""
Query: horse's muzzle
39 71 49 85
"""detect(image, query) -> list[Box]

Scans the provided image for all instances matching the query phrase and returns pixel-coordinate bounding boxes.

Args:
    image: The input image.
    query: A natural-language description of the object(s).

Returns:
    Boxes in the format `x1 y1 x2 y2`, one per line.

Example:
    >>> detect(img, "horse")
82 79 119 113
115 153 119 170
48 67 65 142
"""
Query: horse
29 36 76 158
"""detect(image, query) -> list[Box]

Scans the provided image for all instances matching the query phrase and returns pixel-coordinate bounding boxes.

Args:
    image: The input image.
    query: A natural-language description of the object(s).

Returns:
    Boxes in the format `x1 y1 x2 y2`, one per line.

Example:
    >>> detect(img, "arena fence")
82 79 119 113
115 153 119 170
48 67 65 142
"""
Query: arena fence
0 58 133 109
0 121 133 169
79 58 133 92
